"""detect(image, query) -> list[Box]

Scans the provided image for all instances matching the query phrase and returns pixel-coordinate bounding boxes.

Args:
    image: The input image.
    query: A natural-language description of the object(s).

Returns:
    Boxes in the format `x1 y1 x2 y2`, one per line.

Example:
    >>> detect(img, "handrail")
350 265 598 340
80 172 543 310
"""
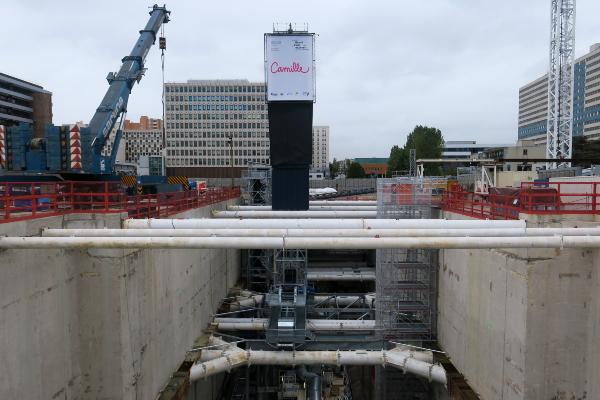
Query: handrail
0 181 239 223
443 181 600 219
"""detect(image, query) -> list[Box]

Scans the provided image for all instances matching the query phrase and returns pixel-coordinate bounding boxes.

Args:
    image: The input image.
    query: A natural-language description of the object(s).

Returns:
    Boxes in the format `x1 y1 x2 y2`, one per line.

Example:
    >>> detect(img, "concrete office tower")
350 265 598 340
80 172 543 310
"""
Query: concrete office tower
164 79 269 178
0 72 52 138
518 43 600 142
311 125 330 173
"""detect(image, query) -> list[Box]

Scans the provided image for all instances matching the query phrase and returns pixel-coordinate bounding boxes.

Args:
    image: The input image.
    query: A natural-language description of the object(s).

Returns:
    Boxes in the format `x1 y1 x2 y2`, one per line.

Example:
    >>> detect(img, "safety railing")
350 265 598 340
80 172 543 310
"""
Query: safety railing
0 181 240 223
442 181 600 219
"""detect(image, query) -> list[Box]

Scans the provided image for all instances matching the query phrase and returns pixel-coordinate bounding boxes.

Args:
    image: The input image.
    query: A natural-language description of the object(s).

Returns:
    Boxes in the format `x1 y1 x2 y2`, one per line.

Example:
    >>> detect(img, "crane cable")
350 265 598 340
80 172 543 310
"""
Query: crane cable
160 24 167 168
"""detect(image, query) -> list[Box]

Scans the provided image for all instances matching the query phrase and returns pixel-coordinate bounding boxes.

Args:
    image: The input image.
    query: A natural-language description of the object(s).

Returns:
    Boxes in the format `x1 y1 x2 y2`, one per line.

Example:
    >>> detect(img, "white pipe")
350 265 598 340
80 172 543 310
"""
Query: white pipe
313 294 376 307
228 205 377 211
190 346 446 385
307 270 376 281
212 210 379 219
228 294 264 311
124 218 526 230
44 227 600 238
212 318 377 331
6 235 600 249
310 200 376 206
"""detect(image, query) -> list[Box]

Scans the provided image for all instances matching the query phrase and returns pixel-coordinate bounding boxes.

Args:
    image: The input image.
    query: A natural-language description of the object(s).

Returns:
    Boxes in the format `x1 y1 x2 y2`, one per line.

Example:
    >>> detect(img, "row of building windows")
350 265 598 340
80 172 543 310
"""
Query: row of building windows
166 113 268 121
166 157 269 166
165 85 264 93
167 103 265 111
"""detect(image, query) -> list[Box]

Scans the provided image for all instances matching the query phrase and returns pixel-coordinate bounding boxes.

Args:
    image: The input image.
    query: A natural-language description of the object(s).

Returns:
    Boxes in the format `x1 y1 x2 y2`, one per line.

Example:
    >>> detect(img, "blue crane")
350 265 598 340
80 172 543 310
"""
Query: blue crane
1 4 170 177
86 4 170 174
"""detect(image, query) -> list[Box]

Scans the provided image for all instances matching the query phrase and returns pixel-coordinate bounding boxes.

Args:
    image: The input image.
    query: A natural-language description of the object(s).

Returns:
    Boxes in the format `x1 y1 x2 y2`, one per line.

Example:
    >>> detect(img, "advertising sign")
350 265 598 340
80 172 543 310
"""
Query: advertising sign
265 34 315 101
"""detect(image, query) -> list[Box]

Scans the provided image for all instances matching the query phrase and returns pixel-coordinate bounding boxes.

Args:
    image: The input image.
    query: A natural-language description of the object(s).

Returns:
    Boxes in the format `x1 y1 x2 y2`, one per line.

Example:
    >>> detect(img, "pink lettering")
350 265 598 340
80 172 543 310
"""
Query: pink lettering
270 61 310 74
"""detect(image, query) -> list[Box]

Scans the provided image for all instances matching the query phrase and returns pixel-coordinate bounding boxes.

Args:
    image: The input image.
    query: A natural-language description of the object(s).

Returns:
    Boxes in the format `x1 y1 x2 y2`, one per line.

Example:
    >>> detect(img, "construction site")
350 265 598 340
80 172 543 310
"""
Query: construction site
2 1 600 399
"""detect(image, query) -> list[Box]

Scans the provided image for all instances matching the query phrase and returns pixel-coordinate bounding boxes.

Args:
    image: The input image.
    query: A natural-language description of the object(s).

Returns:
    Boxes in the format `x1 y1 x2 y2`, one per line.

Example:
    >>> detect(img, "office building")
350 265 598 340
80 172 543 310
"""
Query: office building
311 125 330 173
164 79 269 177
354 157 388 177
443 141 510 159
518 43 600 141
0 72 52 138
123 116 163 163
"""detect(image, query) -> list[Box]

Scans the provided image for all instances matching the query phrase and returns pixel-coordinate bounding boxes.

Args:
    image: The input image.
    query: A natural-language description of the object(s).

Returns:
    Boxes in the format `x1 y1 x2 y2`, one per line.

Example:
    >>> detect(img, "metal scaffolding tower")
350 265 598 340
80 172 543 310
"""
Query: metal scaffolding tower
375 177 439 399
241 164 272 205
546 0 576 169
375 178 437 341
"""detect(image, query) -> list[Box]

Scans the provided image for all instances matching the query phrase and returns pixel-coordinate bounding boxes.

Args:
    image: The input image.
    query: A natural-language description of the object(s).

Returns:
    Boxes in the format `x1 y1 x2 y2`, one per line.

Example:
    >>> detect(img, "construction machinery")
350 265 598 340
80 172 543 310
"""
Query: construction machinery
1 4 170 180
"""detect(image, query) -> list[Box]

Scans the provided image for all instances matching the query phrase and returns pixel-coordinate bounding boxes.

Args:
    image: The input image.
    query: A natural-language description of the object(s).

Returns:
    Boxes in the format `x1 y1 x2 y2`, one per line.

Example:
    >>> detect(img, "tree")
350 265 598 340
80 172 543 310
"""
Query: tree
346 161 366 178
387 145 408 176
387 125 444 176
329 157 339 178
572 136 600 167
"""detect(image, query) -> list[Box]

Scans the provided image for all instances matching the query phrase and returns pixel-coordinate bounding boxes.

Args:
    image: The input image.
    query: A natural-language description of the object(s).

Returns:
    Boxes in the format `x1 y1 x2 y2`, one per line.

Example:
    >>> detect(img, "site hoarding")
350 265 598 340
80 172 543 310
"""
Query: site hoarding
265 34 315 101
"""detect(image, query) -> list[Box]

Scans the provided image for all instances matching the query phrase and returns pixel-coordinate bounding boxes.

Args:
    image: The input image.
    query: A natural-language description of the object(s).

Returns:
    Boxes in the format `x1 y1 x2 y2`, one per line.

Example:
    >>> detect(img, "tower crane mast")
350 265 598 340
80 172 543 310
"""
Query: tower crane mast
546 0 576 169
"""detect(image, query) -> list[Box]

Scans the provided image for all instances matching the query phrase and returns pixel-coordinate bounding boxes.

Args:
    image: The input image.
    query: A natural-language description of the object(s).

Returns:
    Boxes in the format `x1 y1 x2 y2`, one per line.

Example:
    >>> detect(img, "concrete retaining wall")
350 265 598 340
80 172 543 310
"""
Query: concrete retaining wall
438 211 600 400
0 200 240 400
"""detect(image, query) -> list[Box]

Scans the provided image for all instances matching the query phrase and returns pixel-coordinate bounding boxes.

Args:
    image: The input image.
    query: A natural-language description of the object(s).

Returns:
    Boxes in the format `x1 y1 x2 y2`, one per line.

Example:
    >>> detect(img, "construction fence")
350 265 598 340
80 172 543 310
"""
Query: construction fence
0 181 239 223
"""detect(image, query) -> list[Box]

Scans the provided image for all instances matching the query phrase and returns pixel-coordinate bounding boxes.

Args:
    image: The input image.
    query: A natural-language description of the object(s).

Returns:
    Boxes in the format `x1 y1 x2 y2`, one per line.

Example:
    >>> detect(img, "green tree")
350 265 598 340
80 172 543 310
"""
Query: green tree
387 145 408 176
573 136 600 167
346 161 366 178
388 125 444 176
329 157 339 178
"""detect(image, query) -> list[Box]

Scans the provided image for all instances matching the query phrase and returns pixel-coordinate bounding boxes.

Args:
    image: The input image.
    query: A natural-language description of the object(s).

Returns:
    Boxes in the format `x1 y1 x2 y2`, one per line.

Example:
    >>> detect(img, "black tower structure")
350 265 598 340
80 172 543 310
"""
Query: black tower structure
265 26 315 210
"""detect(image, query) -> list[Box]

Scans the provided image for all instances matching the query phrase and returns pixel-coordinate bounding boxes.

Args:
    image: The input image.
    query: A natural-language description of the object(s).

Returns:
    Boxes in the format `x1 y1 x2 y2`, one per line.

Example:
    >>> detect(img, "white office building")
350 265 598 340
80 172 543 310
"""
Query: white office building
164 79 269 177
518 43 600 142
311 125 330 173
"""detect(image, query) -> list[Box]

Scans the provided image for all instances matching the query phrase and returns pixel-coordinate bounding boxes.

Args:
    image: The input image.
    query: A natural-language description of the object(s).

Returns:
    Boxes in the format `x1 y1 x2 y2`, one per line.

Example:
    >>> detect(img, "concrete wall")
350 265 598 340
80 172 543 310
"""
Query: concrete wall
438 211 600 400
0 200 240 400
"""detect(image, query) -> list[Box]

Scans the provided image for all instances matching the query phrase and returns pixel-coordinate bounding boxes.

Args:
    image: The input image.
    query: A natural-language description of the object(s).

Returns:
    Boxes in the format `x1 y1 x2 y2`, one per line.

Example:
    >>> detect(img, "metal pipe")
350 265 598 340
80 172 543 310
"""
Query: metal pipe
212 210 379 219
212 318 376 331
124 218 526 230
43 227 600 238
309 200 376 206
307 270 376 282
227 205 377 211
296 365 321 400
312 294 376 307
6 235 600 249
228 294 264 311
189 346 447 385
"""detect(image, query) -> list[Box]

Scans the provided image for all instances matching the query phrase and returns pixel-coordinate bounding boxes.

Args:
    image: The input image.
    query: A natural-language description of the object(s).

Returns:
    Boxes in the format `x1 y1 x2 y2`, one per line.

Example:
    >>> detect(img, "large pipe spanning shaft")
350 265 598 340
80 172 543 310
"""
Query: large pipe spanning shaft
307 269 376 282
44 227 600 238
310 200 376 205
5 235 600 249
124 218 526 230
227 205 377 211
190 343 446 385
310 200 376 206
212 210 378 219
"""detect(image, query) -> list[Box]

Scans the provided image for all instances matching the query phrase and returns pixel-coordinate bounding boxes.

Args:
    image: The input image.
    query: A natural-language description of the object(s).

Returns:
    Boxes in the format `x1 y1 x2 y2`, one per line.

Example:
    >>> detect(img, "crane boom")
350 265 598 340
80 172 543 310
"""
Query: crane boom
86 4 170 173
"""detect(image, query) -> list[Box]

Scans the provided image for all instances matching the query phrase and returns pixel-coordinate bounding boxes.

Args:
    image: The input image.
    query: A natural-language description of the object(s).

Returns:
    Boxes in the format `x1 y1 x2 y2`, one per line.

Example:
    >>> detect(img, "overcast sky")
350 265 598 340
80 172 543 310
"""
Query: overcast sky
3 0 599 159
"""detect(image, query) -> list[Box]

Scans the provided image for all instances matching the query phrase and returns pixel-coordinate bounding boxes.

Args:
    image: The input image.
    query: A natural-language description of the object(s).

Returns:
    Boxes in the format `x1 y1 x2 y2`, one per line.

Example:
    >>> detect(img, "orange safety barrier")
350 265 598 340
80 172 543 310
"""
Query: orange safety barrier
442 181 600 220
0 181 240 223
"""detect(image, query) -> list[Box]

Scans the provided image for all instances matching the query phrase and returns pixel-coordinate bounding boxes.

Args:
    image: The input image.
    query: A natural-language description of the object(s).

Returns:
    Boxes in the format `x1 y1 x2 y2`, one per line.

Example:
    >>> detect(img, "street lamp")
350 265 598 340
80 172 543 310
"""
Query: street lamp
227 134 234 187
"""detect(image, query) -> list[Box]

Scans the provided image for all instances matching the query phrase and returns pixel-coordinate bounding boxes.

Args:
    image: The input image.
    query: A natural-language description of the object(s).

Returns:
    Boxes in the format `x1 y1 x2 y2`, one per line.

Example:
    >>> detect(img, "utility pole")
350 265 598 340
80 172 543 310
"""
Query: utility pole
227 134 234 187
546 0 576 169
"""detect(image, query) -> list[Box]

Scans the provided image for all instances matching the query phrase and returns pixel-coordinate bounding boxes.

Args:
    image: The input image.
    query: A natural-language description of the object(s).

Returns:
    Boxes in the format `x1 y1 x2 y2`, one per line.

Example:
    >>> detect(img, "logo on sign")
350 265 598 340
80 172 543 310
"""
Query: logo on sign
270 62 310 74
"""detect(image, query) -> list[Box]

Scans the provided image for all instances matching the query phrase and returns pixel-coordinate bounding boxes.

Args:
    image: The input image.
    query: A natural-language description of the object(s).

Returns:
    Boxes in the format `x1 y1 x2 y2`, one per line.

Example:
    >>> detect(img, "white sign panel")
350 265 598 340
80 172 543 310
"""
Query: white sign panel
265 34 315 101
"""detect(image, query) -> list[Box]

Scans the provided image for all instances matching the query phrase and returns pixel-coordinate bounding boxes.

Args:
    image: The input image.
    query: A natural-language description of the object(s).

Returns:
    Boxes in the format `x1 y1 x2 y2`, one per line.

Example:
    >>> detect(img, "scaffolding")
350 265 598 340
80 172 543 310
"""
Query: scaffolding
375 177 439 398
265 249 311 347
241 164 271 205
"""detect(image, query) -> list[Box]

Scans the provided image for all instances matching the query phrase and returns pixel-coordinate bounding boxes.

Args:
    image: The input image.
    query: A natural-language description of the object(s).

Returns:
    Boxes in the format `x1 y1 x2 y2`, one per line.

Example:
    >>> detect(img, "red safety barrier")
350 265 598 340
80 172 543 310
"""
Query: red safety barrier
0 181 240 223
442 181 600 219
